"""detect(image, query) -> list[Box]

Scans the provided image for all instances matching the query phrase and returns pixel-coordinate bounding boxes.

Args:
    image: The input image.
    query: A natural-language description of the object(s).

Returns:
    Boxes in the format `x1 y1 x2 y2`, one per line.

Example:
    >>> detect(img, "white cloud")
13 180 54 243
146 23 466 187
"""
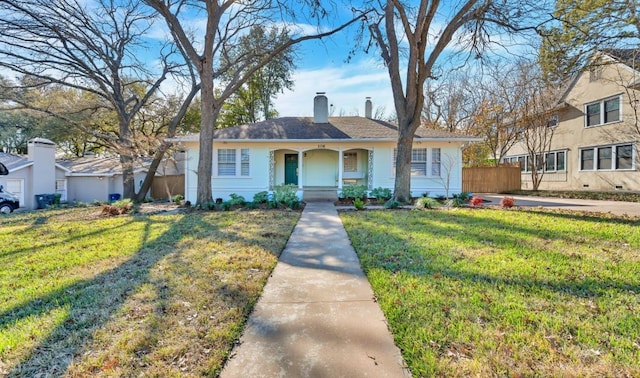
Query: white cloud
273 59 395 118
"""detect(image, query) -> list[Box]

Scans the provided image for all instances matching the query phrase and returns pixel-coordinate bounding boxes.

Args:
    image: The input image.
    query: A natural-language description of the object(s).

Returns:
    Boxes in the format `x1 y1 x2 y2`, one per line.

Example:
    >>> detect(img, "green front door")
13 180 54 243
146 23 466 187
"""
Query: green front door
284 154 298 185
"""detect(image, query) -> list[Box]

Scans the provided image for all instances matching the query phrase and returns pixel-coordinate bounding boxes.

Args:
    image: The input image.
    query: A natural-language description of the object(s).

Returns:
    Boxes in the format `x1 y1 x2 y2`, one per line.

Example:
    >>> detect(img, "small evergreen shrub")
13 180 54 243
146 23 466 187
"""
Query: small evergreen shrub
253 191 269 204
353 198 365 210
435 195 447 202
384 199 401 209
500 196 516 208
453 192 471 202
273 184 300 209
172 194 184 203
340 185 368 200
370 187 392 201
228 193 246 206
445 197 466 208
415 197 439 209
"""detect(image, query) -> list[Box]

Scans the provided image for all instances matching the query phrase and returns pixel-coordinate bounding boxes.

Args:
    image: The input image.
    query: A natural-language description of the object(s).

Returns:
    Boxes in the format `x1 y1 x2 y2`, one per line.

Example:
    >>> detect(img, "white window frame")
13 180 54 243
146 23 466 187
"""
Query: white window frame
215 148 250 177
580 143 635 171
393 147 443 178
55 179 67 202
585 95 621 127
505 150 567 173
343 151 358 172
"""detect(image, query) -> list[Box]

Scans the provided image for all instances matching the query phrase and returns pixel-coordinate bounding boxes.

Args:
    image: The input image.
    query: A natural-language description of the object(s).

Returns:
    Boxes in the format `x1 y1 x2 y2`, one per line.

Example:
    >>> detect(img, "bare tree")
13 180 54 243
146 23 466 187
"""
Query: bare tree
512 61 559 190
145 0 368 205
0 0 196 200
367 0 536 202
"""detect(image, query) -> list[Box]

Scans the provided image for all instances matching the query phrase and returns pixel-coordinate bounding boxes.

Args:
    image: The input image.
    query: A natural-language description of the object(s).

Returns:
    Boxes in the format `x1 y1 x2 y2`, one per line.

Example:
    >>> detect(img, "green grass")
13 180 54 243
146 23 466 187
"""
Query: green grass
0 207 299 377
341 208 640 377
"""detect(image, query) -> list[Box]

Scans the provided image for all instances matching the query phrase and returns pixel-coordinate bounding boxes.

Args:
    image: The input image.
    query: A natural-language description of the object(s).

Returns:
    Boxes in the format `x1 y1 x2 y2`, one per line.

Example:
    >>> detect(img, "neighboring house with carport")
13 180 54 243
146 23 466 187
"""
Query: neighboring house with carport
172 93 480 203
503 49 639 191
0 138 57 210
1 137 183 209
56 156 150 204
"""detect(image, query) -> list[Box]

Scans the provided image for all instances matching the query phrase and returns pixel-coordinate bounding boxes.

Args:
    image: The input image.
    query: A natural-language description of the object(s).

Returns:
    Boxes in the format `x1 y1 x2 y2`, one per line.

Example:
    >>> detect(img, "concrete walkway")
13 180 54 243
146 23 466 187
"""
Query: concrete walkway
479 194 640 217
220 202 410 378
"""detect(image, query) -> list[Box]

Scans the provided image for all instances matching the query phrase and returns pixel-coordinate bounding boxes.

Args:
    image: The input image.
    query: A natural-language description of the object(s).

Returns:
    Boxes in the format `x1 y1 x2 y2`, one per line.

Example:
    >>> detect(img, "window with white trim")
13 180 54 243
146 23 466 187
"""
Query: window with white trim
393 148 441 177
585 96 620 127
431 148 441 176
217 148 250 176
504 150 567 173
411 148 427 176
580 143 634 171
343 152 357 172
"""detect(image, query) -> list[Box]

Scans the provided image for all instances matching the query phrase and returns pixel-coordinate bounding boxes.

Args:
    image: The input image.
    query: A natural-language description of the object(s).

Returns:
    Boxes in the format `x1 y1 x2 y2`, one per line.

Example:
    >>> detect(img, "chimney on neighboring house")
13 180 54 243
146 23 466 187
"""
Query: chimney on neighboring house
28 137 56 196
365 97 373 119
313 92 328 123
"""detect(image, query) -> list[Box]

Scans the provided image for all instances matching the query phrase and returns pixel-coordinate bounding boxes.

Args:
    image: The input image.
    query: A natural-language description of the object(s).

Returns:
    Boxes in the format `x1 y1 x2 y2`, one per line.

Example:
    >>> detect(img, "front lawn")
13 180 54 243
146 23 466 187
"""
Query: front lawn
341 209 640 377
0 207 299 377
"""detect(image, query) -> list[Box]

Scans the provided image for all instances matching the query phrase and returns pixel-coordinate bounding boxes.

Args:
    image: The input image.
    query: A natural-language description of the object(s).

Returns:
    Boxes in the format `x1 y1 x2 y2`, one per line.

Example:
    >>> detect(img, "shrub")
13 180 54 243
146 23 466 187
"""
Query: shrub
370 187 392 201
100 199 133 216
228 193 246 207
253 191 269 204
353 198 366 210
469 196 483 207
500 196 516 208
415 197 439 209
273 184 300 209
172 194 184 203
384 199 401 209
453 192 471 201
340 185 368 200
445 197 466 208
435 194 447 202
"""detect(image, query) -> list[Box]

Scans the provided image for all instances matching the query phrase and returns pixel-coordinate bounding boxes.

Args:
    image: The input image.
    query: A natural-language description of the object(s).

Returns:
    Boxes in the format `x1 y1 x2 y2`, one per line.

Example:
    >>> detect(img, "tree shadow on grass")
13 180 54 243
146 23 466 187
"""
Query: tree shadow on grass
1 214 219 377
344 210 640 299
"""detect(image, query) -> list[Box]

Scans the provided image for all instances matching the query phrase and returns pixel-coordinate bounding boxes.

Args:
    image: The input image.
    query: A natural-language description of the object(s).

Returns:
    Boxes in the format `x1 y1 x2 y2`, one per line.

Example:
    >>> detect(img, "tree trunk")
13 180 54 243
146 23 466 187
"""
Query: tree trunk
196 65 216 205
393 123 414 203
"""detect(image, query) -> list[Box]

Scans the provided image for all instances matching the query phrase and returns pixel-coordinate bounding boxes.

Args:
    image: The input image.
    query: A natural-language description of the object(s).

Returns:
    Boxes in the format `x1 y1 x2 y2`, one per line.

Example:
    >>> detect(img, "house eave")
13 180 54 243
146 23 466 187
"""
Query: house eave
6 162 34 173
169 137 481 144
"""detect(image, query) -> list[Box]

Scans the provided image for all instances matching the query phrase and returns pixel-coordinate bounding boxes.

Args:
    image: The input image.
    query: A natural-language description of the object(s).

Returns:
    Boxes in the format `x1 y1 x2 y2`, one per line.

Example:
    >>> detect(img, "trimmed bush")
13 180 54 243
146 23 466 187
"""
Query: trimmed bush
469 196 483 207
253 191 269 204
384 199 401 209
370 187 392 201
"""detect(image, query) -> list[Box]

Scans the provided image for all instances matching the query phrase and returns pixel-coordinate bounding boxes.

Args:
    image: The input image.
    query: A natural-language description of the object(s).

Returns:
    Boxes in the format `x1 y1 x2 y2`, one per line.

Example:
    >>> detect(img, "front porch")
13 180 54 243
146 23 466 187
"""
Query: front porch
269 148 373 193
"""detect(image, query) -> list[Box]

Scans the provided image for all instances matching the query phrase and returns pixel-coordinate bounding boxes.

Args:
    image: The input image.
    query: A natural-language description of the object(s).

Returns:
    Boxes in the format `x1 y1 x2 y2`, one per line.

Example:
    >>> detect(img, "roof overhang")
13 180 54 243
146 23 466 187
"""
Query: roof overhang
168 137 482 144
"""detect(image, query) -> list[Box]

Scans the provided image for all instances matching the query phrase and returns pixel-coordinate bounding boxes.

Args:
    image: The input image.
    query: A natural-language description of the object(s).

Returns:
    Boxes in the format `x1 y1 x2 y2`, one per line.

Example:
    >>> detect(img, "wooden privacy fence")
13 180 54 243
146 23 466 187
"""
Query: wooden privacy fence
151 175 185 200
462 165 521 193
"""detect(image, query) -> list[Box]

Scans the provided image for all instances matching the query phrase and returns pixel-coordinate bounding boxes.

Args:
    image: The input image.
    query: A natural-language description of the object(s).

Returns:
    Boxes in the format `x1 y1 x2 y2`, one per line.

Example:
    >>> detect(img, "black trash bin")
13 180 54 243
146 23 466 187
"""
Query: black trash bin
109 193 121 202
35 194 55 209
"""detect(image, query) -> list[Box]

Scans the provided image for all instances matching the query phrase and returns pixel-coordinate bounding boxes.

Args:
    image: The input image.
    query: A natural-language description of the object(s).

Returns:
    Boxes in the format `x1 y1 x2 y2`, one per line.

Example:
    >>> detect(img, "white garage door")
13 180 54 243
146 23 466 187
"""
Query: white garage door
6 179 24 207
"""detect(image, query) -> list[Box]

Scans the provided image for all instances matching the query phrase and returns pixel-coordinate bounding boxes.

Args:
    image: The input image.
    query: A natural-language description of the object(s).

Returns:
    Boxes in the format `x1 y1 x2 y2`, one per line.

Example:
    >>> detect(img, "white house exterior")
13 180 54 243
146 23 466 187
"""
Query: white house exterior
175 94 479 202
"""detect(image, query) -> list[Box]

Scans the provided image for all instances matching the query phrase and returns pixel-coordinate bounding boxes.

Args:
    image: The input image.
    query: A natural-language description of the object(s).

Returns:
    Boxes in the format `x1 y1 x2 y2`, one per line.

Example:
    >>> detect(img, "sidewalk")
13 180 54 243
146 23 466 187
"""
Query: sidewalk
479 194 640 217
220 202 410 378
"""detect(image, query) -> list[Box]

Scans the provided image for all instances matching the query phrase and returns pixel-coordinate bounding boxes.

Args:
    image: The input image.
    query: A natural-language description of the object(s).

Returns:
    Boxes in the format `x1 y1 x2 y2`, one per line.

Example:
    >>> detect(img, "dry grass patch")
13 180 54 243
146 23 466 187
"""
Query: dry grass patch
341 208 640 377
0 207 299 377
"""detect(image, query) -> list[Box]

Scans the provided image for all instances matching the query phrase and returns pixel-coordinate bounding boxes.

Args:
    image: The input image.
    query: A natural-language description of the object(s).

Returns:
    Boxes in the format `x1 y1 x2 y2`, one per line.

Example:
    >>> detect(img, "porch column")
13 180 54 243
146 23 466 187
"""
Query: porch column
297 150 303 189
367 149 374 190
338 148 344 189
268 150 275 190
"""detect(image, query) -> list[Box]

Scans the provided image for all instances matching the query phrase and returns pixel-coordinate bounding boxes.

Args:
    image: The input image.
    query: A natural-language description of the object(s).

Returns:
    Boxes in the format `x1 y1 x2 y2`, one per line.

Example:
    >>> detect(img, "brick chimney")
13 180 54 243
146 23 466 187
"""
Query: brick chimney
365 97 373 118
313 92 328 123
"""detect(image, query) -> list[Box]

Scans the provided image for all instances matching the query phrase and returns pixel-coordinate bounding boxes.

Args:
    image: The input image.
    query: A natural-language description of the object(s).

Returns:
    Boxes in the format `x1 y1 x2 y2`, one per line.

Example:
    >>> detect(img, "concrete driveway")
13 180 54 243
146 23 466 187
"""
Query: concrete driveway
478 194 640 218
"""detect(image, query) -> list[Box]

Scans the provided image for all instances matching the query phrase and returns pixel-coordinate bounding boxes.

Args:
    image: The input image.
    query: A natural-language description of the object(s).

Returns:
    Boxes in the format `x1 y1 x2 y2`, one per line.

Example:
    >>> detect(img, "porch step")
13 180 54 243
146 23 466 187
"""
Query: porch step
303 189 338 203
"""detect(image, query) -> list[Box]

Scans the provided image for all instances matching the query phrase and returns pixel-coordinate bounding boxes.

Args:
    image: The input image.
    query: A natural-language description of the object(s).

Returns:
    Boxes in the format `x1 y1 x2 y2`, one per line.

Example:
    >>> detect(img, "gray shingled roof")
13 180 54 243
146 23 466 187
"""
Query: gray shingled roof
604 48 640 71
206 116 476 141
0 152 32 172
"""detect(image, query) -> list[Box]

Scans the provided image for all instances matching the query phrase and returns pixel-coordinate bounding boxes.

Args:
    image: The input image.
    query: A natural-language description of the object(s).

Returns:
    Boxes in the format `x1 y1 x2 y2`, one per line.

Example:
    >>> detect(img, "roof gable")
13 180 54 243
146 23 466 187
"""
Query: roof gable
0 152 32 172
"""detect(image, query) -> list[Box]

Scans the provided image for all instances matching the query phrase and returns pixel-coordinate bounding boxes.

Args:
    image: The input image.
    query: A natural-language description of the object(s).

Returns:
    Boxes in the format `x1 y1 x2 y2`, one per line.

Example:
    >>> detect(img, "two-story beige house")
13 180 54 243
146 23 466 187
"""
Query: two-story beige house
503 49 639 191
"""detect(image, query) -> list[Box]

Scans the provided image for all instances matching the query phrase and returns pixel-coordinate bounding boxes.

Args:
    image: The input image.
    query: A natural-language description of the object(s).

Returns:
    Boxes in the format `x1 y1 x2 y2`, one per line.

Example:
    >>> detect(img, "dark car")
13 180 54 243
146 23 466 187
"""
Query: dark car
0 189 19 214
0 162 19 213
